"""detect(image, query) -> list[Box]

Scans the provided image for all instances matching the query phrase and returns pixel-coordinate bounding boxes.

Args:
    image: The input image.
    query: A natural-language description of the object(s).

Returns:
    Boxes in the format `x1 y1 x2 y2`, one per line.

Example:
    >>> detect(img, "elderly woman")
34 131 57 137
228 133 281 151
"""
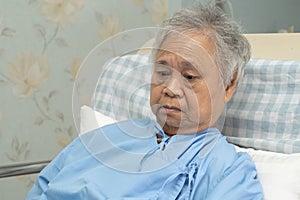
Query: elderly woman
26 4 263 200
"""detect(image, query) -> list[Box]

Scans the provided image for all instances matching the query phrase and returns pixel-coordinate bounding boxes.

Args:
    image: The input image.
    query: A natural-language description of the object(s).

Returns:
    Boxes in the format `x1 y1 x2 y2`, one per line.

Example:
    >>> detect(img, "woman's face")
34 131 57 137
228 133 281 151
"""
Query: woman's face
150 33 234 135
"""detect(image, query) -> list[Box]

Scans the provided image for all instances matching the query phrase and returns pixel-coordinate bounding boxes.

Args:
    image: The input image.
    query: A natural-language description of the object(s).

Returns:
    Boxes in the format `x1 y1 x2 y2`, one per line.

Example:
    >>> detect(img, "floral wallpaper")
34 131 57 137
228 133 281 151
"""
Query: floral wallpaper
0 0 180 199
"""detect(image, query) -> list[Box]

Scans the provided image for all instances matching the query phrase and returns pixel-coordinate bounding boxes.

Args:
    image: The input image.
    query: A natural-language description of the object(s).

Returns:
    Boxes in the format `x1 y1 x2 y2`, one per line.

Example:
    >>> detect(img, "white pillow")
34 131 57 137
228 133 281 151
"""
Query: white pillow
79 105 116 134
80 105 300 200
235 146 300 200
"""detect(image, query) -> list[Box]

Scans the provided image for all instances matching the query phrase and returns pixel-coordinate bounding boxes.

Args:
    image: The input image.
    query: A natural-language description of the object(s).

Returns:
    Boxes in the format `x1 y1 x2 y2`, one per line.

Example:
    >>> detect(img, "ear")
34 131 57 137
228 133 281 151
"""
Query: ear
224 70 238 103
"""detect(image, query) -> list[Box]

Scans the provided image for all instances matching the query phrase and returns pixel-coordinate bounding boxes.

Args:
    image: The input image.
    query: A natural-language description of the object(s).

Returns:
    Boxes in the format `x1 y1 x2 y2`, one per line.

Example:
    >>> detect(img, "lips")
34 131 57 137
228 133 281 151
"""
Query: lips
160 105 181 113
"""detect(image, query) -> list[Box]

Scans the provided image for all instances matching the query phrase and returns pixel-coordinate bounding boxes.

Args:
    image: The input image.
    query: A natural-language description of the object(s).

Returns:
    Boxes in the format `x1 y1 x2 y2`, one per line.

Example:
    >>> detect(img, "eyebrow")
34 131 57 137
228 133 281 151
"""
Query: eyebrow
155 60 168 65
179 61 195 69
155 60 198 71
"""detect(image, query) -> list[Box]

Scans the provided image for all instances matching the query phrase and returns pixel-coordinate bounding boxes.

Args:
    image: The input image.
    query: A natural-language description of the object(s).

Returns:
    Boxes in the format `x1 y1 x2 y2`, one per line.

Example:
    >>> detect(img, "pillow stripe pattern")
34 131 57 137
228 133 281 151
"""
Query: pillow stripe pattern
91 53 154 121
222 59 300 153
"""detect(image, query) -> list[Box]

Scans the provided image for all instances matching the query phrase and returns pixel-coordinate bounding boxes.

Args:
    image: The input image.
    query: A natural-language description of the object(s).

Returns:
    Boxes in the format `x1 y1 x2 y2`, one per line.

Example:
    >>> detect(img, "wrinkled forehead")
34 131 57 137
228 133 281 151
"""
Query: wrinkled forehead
154 31 216 70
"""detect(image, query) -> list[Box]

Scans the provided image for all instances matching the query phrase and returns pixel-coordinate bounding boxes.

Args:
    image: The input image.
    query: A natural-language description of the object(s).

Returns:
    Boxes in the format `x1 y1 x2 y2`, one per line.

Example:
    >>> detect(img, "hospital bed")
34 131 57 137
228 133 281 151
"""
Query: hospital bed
1 33 300 200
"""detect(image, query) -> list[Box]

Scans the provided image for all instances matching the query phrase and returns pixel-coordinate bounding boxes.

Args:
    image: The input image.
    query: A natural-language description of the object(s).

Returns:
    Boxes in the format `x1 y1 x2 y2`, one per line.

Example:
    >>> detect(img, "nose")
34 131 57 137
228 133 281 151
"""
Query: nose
162 76 184 98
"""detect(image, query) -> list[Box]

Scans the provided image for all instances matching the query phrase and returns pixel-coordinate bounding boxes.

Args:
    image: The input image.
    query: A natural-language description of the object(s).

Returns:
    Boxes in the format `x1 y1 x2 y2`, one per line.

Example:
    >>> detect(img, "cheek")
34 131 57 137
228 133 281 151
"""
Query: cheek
189 84 213 116
194 83 225 123
197 95 212 115
150 84 162 106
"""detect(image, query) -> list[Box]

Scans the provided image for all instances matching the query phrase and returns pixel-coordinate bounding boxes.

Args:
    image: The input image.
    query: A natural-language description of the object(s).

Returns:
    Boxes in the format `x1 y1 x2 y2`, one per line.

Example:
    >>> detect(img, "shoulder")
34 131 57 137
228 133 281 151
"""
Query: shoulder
209 131 253 168
66 118 157 159
192 129 262 199
81 118 156 144
198 128 255 177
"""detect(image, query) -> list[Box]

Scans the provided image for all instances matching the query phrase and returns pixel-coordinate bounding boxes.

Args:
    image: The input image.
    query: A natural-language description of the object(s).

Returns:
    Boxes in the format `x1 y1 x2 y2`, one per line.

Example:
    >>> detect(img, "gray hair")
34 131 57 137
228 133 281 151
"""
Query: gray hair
154 3 251 86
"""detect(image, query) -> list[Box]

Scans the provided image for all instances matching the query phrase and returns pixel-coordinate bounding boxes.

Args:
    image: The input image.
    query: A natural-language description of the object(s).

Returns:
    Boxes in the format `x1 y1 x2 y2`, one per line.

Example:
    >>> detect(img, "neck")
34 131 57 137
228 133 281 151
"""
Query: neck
162 123 210 136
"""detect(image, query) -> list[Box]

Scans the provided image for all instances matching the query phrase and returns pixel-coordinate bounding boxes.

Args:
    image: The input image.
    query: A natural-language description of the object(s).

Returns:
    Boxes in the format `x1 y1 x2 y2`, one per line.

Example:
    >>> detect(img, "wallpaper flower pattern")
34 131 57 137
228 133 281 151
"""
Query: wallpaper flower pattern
0 0 176 199
39 0 84 28
8 52 51 98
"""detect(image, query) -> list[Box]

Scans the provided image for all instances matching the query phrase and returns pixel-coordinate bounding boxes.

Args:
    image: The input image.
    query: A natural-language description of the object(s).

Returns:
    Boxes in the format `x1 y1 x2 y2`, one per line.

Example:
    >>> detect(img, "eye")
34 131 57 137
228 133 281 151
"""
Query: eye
156 70 171 77
154 61 171 78
183 74 196 80
183 74 198 80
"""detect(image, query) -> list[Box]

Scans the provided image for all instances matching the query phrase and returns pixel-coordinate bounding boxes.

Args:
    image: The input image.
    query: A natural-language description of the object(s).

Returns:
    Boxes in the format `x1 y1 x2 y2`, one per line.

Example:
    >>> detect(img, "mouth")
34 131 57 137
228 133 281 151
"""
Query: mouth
160 105 181 113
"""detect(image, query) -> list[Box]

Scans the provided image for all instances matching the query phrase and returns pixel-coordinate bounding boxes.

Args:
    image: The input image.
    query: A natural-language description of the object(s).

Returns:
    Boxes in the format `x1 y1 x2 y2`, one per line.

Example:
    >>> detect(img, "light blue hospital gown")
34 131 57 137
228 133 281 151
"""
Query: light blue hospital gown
26 119 263 200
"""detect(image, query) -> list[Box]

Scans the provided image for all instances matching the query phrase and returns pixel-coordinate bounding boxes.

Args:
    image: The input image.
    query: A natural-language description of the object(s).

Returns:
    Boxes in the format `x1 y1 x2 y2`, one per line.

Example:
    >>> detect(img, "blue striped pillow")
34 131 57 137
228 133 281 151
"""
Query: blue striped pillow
222 59 300 153
91 54 153 121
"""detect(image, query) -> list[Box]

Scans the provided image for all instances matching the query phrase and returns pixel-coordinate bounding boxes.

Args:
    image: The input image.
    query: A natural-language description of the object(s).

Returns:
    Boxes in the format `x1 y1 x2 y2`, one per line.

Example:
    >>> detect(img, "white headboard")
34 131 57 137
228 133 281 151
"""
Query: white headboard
245 33 300 60
139 33 300 60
